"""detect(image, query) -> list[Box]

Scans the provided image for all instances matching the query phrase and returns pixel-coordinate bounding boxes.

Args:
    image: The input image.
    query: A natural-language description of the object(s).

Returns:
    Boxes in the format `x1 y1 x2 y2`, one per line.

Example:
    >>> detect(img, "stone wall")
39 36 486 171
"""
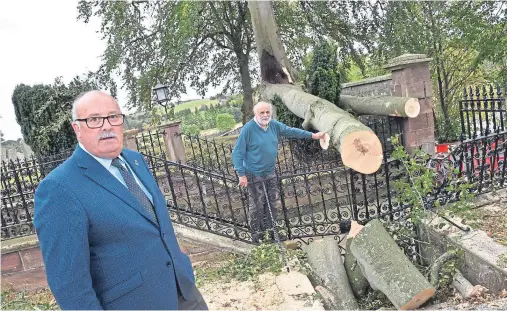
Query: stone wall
341 54 436 154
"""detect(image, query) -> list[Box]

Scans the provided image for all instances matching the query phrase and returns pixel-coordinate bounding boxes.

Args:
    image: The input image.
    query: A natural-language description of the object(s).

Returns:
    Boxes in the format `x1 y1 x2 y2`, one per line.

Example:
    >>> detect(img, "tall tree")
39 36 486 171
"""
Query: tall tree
249 1 385 174
11 76 98 155
372 0 507 140
78 1 257 122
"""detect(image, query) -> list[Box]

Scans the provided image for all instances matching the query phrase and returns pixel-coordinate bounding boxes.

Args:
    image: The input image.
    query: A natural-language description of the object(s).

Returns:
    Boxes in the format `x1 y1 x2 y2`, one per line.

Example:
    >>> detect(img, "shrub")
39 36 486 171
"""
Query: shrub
182 124 201 136
216 113 236 131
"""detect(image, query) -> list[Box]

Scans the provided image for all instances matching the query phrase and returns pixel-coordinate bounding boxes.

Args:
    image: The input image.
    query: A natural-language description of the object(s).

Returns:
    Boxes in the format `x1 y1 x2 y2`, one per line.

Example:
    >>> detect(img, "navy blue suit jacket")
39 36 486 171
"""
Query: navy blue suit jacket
34 146 195 310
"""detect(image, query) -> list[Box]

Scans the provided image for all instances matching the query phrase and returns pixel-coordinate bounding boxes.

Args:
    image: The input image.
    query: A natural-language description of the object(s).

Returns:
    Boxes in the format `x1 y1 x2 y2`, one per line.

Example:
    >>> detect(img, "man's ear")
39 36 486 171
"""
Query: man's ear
72 121 81 139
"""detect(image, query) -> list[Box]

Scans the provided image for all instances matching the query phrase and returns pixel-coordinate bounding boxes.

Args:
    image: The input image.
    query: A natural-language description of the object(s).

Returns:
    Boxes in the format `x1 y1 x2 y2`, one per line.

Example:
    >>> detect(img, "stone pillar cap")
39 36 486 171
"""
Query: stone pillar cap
157 121 182 129
384 54 433 71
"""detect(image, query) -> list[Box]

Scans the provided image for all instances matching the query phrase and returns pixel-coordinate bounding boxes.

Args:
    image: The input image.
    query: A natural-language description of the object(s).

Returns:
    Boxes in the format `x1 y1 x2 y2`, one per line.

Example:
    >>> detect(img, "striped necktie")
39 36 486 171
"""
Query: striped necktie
111 158 157 222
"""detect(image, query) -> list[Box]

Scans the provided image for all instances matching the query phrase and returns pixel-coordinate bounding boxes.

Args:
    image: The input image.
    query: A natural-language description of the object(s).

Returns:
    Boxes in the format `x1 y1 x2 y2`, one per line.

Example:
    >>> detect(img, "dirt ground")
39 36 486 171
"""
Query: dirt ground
199 271 324 310
458 190 507 246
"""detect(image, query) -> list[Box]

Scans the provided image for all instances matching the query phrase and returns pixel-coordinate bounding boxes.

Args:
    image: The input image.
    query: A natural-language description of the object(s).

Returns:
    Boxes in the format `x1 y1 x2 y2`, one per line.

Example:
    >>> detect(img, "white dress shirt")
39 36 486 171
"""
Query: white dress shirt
79 143 154 204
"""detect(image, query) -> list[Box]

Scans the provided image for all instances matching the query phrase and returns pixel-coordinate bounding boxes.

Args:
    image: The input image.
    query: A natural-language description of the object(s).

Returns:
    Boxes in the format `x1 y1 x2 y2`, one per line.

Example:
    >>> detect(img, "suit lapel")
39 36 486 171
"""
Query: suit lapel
74 146 159 227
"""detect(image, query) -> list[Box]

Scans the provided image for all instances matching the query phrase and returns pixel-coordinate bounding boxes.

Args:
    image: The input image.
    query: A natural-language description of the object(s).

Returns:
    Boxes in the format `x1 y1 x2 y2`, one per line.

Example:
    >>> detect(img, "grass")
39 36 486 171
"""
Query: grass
174 99 219 113
1 288 58 310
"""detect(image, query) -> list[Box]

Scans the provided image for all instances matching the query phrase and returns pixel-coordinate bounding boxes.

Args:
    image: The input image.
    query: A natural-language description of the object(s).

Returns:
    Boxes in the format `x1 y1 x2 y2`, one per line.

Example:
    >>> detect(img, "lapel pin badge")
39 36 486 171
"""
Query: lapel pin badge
134 160 139 166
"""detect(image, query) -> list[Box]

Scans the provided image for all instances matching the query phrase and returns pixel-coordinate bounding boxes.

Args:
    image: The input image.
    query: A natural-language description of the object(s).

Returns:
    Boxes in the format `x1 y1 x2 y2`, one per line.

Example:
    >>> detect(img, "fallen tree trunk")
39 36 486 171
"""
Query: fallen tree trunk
306 238 359 310
350 219 435 310
263 83 383 174
344 222 369 297
339 95 421 118
248 0 383 174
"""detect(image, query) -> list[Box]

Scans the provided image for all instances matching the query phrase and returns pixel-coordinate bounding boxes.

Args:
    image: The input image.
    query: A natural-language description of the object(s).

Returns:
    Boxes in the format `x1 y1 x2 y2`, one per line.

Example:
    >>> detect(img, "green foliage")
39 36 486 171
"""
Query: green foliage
216 113 236 132
271 95 302 129
372 1 507 132
11 76 98 156
304 41 341 105
77 1 256 116
1 289 58 310
182 124 201 136
435 109 462 143
390 135 474 224
435 249 464 289
221 242 283 282
195 239 310 287
175 102 242 136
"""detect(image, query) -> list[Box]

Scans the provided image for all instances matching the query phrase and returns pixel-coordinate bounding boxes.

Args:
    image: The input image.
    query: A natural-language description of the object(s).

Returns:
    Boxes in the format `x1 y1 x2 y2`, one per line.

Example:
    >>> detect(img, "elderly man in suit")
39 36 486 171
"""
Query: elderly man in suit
34 91 208 310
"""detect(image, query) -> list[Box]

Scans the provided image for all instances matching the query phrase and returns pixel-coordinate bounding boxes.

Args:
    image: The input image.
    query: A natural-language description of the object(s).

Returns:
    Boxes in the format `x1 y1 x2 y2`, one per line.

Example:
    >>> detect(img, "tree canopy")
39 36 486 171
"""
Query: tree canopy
78 1 256 122
11 76 98 155
371 0 507 141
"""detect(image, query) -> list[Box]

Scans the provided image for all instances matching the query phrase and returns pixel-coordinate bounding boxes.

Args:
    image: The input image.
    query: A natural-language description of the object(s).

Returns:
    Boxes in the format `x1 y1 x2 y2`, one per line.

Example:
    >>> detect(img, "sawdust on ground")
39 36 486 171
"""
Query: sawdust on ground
199 272 325 310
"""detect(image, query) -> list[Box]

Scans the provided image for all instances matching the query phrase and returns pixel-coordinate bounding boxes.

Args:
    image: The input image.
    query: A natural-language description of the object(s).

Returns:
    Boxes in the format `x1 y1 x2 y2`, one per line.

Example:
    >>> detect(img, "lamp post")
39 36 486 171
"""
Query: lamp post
152 83 171 120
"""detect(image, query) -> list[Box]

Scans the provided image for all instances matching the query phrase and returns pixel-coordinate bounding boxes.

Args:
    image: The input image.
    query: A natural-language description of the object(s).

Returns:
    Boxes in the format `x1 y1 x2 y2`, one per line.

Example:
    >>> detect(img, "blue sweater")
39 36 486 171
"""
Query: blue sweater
232 119 313 176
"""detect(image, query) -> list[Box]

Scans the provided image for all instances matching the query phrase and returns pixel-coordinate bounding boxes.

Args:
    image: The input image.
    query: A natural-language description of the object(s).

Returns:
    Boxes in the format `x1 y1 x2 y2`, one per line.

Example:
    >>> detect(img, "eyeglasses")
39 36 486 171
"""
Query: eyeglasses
74 114 125 129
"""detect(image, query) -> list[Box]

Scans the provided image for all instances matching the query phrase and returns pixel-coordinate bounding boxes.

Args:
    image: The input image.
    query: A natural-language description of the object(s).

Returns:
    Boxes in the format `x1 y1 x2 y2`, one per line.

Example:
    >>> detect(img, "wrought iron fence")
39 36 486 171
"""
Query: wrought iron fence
2 106 505 242
460 84 507 139
135 128 167 158
1 150 74 240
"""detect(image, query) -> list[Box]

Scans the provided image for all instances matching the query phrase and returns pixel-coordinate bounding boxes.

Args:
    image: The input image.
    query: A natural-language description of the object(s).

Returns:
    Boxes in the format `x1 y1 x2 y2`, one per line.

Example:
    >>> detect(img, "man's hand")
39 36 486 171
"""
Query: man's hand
239 176 248 187
312 132 326 140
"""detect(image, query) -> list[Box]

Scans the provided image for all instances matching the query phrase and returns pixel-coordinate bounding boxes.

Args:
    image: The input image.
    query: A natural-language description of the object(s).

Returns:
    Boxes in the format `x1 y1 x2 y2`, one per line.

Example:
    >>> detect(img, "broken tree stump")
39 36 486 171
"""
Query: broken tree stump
350 219 435 310
306 238 359 310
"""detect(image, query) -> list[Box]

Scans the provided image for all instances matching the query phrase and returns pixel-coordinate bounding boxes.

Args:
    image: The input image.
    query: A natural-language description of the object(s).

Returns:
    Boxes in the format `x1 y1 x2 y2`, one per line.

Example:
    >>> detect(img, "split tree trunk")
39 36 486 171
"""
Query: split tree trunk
339 95 421 118
306 238 359 310
344 222 369 297
263 83 383 174
248 1 384 174
349 220 435 310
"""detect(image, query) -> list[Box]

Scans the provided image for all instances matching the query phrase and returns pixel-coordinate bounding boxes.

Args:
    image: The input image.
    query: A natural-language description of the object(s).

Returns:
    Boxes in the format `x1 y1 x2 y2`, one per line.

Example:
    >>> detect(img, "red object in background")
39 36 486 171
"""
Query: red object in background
436 143 449 153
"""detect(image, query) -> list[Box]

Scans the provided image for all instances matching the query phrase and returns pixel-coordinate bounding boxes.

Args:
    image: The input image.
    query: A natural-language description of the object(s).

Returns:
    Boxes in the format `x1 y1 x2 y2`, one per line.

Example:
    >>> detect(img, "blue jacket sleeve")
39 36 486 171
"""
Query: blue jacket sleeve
274 120 313 139
34 178 103 310
232 128 248 177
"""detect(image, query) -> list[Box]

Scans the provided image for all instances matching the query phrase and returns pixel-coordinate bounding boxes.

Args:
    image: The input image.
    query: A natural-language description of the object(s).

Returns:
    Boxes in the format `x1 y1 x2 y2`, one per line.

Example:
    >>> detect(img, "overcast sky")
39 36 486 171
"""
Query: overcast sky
0 0 213 141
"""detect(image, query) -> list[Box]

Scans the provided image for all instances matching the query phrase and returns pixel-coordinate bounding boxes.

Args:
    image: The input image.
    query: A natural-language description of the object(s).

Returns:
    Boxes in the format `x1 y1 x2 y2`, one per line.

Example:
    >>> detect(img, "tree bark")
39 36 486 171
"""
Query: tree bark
339 95 421 118
344 221 369 298
349 219 435 310
344 238 369 297
248 1 297 82
248 0 384 174
306 238 359 310
237 53 254 123
262 83 383 174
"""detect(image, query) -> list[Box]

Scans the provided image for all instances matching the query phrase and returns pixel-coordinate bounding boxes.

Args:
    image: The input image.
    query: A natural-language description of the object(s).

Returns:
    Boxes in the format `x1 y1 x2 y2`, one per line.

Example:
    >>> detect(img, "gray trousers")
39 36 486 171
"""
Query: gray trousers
246 170 279 242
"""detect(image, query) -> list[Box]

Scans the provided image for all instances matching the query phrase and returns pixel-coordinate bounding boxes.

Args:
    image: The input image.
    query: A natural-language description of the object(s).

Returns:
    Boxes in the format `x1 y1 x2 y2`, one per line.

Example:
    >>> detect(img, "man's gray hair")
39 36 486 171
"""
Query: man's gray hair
72 91 92 121
253 101 272 114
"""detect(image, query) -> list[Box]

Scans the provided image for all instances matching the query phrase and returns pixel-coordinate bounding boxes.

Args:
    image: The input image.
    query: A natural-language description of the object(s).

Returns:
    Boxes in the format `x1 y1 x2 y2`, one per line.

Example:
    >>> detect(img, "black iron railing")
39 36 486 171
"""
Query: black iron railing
460 84 507 140
1 150 74 240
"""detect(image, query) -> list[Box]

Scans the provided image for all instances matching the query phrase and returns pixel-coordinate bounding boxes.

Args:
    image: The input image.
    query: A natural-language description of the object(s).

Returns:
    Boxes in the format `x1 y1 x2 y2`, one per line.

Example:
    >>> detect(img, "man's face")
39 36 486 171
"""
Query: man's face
72 94 124 159
255 103 271 126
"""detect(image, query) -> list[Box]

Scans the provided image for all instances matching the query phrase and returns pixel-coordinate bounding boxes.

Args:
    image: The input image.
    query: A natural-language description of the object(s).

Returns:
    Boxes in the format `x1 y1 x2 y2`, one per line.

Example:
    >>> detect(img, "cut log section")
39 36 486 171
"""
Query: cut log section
262 83 383 174
350 219 435 310
306 238 359 310
344 238 369 297
339 95 421 118
451 271 489 299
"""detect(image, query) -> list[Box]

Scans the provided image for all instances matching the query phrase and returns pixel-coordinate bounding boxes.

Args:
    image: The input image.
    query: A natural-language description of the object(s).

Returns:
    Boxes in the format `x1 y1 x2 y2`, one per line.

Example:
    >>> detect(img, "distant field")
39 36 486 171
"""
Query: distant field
175 99 219 112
